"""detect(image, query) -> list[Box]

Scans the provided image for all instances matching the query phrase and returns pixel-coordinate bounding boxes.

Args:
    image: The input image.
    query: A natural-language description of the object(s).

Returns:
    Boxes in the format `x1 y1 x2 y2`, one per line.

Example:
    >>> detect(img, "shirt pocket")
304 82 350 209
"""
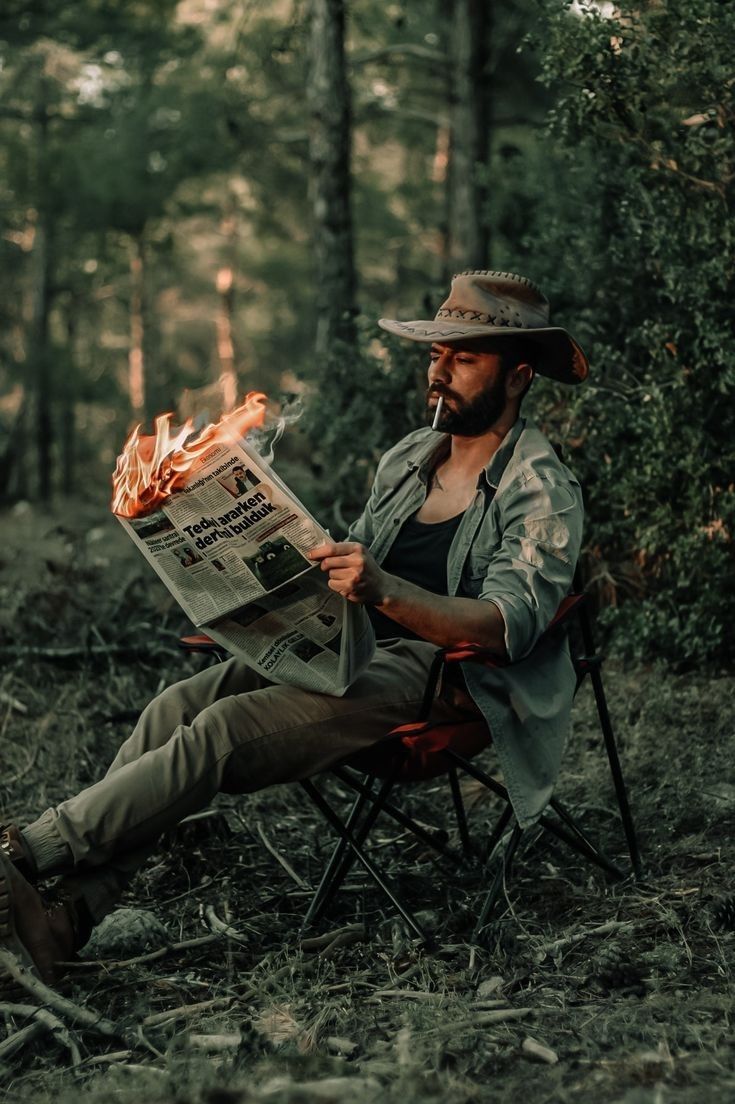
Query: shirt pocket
461 542 501 596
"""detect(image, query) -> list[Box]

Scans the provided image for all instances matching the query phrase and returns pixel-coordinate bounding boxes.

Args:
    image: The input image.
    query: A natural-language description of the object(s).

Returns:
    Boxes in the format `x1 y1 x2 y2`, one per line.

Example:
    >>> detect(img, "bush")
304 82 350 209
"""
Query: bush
520 0 735 665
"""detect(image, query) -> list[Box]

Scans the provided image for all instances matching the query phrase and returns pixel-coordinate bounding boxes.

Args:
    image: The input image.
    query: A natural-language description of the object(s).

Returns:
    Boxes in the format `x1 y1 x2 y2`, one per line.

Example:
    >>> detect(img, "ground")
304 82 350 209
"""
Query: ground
0 498 733 1104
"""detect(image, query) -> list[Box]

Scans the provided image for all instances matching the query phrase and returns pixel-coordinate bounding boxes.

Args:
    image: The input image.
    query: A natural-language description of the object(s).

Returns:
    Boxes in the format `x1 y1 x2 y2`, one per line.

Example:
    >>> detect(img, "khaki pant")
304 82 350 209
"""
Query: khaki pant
23 639 465 922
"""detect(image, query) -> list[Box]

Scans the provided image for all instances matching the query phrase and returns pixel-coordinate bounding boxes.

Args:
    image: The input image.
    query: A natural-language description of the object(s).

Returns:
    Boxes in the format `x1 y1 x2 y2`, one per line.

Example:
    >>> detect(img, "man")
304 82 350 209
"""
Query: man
232 465 257 497
0 271 587 983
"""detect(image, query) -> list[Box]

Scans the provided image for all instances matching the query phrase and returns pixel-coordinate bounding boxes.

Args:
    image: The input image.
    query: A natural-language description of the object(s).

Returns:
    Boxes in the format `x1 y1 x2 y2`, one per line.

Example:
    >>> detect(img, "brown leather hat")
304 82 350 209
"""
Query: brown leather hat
379 270 588 385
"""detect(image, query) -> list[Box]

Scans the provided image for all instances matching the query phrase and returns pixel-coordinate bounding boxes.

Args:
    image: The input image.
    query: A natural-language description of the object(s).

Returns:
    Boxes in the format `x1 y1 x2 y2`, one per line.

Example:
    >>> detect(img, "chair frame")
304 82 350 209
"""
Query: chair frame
180 576 642 947
294 579 642 945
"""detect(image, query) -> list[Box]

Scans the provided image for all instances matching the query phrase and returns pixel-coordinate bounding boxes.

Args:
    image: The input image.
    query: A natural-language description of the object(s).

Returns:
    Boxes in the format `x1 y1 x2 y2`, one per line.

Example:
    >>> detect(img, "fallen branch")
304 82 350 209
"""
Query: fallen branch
64 932 224 971
0 950 121 1041
142 995 235 1028
371 989 446 1002
188 1032 242 1052
0 690 27 714
319 928 367 959
80 1048 134 1067
256 821 309 890
431 1008 533 1033
203 904 249 945
538 919 636 961
0 1011 82 1068
0 1019 47 1061
300 924 364 954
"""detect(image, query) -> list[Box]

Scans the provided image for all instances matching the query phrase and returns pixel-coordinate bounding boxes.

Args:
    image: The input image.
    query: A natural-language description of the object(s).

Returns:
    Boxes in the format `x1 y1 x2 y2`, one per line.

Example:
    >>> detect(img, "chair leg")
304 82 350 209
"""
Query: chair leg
307 775 396 925
447 766 473 857
549 797 626 879
333 767 460 861
473 822 523 941
589 665 643 878
299 778 429 943
539 810 625 879
441 748 510 803
576 599 642 878
483 803 513 863
303 776 376 928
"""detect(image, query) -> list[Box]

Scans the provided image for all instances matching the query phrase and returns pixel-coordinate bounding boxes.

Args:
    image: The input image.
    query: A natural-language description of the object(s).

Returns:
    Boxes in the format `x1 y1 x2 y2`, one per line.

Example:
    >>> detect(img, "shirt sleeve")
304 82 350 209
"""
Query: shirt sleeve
346 447 397 547
478 472 584 662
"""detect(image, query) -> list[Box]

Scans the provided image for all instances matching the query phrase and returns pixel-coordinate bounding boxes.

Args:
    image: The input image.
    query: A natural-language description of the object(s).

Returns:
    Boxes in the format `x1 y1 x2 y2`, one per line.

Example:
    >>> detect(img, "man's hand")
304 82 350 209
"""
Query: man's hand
308 541 388 604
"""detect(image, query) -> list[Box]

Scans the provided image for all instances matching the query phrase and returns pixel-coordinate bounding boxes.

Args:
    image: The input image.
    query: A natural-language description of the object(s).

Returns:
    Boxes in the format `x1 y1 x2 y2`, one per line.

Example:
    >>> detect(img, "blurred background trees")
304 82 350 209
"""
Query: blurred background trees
0 0 732 665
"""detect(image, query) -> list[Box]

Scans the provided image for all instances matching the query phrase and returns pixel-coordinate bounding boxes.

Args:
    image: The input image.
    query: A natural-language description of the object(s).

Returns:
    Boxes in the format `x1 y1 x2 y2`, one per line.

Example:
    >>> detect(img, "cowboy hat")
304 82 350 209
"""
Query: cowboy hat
378 270 588 385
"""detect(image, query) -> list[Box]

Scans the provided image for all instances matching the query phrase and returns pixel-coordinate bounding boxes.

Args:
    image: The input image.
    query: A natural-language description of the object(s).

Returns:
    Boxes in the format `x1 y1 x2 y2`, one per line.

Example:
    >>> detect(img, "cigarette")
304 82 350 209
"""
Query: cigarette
431 395 444 431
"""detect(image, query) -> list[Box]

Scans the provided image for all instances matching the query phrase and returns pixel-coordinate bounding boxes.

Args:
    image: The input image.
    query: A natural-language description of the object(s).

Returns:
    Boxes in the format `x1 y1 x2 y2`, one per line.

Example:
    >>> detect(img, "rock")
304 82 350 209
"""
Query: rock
79 907 170 959
476 975 504 999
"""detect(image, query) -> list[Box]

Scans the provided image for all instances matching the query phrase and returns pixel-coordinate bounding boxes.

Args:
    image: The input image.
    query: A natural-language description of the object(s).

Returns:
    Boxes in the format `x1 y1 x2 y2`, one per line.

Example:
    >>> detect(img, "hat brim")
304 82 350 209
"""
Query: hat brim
378 318 588 385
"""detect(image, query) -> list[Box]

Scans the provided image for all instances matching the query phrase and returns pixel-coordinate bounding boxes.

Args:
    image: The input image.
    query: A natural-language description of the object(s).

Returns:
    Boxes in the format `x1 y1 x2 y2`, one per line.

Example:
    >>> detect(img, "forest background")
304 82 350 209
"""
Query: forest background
0 4 734 1103
1 0 732 666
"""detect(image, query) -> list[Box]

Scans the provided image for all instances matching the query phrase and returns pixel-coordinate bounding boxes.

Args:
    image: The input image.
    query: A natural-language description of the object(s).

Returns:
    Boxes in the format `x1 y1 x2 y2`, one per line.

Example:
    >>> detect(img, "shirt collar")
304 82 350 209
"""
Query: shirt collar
406 417 526 489
484 416 525 489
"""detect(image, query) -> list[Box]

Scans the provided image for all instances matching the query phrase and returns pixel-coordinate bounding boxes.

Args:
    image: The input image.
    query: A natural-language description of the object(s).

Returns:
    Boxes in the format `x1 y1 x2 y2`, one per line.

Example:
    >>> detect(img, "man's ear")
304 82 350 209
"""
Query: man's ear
506 362 534 399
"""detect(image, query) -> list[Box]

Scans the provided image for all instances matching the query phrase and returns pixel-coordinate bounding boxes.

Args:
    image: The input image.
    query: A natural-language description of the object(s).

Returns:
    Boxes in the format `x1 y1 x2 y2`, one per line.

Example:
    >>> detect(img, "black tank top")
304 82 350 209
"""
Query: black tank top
368 509 465 641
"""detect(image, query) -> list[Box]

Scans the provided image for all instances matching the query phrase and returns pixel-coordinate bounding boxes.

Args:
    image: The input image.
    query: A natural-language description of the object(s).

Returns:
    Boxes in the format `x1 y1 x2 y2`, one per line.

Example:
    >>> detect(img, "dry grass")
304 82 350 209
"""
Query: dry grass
0 499 733 1103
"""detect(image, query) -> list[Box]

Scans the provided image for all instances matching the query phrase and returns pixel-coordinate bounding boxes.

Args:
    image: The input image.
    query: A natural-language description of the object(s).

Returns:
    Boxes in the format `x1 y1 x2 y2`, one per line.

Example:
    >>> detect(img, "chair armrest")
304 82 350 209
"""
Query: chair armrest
179 634 222 655
441 642 507 667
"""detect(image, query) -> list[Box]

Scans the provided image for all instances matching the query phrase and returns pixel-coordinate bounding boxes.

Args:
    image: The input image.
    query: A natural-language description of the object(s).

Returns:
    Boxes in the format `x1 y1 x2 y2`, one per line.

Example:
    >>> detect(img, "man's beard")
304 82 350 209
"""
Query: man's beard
426 375 507 436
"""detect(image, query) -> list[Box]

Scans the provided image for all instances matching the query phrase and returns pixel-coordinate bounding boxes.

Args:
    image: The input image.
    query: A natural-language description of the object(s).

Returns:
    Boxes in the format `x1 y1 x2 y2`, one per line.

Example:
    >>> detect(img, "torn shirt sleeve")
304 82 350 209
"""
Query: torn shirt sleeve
479 472 584 662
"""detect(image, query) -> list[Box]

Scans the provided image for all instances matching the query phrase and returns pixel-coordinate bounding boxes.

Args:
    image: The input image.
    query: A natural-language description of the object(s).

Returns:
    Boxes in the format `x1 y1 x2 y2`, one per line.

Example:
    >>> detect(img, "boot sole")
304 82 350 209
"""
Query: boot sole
0 851 41 983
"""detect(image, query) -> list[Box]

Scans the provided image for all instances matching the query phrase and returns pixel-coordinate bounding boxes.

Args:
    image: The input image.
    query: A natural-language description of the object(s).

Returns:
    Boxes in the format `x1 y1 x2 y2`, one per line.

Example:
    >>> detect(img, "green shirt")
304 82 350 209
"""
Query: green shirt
348 417 584 828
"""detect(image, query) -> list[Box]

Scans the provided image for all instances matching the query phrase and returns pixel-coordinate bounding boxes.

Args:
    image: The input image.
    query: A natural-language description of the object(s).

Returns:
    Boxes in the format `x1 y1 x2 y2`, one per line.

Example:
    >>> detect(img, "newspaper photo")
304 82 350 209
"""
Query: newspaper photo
116 436 375 695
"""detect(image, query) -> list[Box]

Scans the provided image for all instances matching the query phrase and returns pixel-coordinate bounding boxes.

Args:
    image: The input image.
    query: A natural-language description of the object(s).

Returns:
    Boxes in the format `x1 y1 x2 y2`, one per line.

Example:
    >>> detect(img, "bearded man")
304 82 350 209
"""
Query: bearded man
1 271 587 982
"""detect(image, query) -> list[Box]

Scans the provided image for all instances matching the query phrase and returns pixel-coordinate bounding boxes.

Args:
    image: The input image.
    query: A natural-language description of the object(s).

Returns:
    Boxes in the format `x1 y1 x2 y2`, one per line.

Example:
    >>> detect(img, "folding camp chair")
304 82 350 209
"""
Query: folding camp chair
180 580 641 947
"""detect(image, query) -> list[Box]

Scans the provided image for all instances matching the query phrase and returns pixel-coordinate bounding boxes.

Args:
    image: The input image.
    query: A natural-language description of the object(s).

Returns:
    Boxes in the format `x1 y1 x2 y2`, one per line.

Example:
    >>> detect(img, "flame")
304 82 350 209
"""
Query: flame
111 391 267 518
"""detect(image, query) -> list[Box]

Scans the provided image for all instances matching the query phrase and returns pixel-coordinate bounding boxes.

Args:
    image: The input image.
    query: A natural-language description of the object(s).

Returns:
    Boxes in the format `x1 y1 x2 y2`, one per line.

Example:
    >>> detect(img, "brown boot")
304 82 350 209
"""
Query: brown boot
0 824 38 882
0 852 75 985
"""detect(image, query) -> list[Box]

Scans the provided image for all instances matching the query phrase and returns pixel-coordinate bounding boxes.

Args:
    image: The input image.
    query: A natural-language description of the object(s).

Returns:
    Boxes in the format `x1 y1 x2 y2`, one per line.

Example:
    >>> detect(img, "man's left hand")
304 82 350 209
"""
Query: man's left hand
308 541 388 604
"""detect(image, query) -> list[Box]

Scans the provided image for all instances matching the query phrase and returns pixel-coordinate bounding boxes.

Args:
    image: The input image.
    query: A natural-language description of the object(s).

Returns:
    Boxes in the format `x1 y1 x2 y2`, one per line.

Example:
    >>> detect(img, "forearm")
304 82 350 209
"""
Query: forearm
375 574 507 657
308 540 508 657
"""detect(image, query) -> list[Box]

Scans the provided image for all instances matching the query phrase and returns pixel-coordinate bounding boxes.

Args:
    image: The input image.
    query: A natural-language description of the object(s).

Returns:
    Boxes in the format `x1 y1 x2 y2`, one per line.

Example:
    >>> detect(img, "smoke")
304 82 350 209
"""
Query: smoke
177 385 304 466
246 395 304 465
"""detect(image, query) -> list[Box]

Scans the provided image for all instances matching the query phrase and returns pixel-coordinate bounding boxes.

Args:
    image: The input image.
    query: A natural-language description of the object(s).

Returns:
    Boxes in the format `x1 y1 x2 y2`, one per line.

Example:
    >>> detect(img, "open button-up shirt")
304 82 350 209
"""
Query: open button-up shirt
348 417 584 828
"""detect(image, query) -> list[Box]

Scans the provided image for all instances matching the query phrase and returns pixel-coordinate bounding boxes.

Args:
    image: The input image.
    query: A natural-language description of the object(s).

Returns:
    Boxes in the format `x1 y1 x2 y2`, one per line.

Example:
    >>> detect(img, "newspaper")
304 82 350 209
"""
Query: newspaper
116 438 375 695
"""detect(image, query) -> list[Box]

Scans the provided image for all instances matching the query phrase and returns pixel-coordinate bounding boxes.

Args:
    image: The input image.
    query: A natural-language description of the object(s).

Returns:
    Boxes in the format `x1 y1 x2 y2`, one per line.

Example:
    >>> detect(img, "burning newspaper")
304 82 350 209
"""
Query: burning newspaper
112 396 375 695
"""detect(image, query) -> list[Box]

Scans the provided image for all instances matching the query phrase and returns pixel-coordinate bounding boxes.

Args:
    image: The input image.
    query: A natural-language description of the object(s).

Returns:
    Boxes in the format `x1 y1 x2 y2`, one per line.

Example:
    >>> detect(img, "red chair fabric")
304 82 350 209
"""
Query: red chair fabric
346 719 491 783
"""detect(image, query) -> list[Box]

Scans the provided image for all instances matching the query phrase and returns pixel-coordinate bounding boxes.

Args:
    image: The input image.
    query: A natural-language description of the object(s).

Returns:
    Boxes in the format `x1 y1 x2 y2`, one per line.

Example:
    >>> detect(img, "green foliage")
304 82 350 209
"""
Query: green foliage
303 321 425 533
517 0 735 665
1 0 732 668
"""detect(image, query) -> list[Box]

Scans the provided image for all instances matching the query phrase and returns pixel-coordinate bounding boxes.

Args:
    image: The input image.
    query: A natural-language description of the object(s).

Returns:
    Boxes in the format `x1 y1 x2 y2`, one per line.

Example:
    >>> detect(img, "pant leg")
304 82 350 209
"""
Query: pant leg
23 640 456 921
23 659 272 920
23 657 270 874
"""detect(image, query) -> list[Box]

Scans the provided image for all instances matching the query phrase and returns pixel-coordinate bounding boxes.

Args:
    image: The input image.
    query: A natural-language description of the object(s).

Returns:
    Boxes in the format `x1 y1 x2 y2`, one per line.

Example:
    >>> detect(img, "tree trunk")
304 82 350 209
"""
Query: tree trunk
60 299 78 494
216 264 237 411
448 0 490 271
128 232 146 421
29 77 53 500
216 196 238 412
307 0 356 360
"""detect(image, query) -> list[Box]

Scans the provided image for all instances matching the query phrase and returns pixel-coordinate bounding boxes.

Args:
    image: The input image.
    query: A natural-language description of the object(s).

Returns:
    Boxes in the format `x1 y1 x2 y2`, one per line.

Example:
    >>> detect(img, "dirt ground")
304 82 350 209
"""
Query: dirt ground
0 498 733 1104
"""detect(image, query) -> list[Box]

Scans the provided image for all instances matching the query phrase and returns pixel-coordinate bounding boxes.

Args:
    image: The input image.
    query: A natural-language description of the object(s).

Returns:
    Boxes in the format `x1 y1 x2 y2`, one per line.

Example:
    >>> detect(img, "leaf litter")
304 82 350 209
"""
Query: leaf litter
0 499 733 1103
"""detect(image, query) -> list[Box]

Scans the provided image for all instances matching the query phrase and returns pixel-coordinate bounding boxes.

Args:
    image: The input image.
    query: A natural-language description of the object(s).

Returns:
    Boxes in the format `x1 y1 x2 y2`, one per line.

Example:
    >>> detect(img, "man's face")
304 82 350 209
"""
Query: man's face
425 342 508 436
